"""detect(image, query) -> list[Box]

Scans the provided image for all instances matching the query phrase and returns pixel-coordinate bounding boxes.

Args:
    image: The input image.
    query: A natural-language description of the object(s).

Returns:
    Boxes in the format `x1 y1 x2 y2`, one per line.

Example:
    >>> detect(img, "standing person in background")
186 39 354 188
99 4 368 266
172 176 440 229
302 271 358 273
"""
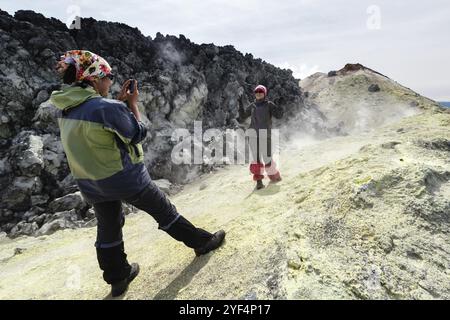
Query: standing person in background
238 85 283 190
51 50 225 297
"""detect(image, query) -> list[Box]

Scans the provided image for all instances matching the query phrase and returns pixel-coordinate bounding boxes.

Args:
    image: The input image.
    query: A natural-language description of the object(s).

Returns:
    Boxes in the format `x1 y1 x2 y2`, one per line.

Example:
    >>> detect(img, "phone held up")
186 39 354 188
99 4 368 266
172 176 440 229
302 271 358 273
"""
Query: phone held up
128 79 135 94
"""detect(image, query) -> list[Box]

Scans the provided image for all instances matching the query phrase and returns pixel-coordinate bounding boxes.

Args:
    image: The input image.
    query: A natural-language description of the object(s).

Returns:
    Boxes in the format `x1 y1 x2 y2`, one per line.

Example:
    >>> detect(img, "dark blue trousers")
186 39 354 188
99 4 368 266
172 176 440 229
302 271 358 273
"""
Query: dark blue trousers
93 180 212 284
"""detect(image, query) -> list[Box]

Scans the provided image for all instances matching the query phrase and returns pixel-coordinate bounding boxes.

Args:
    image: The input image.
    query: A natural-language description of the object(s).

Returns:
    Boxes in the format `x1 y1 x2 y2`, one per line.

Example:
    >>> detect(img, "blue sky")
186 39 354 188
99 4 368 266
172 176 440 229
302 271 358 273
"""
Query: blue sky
1 0 449 100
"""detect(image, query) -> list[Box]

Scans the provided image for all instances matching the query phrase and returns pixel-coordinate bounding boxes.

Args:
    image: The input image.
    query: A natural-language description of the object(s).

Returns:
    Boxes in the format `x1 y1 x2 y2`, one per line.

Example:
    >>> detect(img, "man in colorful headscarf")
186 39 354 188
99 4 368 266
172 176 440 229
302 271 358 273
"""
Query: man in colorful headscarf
51 50 226 297
237 85 283 190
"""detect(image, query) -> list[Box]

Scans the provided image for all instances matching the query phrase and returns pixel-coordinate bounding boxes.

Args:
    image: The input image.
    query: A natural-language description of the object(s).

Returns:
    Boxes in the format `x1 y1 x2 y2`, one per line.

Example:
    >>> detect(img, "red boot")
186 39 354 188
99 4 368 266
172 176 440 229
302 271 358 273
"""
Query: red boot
265 161 282 182
250 162 264 182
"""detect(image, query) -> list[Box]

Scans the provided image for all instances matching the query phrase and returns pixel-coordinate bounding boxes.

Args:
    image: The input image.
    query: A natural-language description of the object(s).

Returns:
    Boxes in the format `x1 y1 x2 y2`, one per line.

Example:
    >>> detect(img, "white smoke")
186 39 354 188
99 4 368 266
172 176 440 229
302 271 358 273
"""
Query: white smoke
274 99 421 158
334 102 421 135
159 41 185 65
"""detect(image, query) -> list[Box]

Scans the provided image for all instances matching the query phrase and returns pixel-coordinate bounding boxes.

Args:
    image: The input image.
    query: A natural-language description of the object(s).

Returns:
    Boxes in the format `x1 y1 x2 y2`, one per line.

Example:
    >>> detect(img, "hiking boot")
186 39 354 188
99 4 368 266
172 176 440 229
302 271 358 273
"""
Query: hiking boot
194 230 226 256
256 180 265 190
111 263 140 297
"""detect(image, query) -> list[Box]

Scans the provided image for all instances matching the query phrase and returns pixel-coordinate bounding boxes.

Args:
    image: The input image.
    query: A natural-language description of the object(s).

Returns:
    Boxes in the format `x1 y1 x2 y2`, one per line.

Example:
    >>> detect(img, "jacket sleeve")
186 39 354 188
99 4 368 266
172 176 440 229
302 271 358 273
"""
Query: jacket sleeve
237 100 253 123
270 101 284 119
97 100 147 145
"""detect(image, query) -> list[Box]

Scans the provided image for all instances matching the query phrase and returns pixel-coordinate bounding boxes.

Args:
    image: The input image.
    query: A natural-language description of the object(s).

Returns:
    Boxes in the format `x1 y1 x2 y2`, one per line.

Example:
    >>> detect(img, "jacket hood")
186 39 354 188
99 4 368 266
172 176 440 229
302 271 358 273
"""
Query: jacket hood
50 85 101 111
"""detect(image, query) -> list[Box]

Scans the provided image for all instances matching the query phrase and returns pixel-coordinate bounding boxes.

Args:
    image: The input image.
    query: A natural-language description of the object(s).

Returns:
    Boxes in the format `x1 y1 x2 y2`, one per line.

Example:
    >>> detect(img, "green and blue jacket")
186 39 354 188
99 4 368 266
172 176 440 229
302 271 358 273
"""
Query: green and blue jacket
50 84 151 204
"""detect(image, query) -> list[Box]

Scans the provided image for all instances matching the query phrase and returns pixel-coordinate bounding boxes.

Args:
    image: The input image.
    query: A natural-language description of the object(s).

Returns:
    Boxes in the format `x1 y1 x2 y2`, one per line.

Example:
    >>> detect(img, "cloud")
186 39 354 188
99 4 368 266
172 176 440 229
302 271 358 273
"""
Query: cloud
277 62 321 80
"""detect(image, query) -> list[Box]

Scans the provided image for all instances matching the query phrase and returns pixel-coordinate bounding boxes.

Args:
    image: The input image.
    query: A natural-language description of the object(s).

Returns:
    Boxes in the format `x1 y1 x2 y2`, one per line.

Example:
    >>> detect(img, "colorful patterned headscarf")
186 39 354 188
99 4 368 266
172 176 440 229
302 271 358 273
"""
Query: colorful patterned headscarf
57 50 113 82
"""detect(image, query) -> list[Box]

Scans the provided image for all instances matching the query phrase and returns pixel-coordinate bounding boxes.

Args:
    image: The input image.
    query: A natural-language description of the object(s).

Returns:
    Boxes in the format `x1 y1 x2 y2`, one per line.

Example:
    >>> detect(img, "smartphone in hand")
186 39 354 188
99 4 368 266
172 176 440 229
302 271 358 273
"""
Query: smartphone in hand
128 79 135 94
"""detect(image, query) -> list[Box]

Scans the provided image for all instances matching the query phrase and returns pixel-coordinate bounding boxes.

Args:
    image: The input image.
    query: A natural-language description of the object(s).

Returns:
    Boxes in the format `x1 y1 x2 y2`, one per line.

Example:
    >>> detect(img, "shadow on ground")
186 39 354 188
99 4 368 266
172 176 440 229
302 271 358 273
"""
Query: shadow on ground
152 254 213 300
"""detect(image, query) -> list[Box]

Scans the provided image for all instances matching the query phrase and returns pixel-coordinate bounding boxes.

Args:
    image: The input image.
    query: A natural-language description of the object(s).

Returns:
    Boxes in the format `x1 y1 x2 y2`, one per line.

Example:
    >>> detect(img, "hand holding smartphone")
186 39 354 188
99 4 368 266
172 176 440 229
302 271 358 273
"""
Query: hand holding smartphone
117 79 139 110
128 79 135 94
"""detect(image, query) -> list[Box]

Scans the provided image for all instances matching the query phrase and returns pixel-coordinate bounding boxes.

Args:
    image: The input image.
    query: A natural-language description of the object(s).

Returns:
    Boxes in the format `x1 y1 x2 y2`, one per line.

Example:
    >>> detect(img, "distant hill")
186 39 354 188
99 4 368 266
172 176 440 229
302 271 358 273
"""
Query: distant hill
299 63 443 134
439 101 450 108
